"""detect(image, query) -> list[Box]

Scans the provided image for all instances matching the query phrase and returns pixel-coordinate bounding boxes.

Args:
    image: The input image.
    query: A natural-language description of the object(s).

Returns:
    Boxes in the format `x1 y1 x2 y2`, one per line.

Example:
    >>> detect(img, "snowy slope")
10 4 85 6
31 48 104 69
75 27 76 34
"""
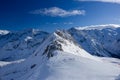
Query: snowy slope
0 29 49 61
0 30 120 80
28 51 120 80
68 24 120 58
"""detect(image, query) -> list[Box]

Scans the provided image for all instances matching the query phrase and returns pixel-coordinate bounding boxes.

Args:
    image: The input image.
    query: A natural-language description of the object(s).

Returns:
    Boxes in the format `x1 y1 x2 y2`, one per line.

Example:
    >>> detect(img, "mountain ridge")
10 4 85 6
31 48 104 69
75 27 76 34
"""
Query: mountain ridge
0 24 120 61
0 28 120 80
68 24 120 58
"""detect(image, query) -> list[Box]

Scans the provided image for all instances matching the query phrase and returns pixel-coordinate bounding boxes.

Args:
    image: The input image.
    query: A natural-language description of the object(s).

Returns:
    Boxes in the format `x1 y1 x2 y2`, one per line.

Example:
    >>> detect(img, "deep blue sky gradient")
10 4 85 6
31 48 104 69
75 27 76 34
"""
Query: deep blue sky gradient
0 0 120 32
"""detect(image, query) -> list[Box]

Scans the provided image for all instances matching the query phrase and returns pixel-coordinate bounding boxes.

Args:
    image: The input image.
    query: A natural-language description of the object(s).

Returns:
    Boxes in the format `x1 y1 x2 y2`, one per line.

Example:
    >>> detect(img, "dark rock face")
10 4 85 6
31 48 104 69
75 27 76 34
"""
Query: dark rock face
43 41 63 58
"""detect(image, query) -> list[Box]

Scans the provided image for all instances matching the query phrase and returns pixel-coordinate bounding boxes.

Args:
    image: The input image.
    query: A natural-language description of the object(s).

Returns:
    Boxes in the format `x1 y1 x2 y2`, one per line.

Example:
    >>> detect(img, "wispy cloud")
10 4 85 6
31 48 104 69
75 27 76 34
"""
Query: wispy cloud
63 22 73 25
76 0 120 4
46 22 74 25
29 7 85 17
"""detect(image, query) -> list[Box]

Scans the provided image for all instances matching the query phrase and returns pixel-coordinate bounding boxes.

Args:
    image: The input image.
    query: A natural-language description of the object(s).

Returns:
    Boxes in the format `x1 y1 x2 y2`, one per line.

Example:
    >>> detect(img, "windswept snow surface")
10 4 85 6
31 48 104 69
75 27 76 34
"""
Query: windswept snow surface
0 51 120 80
0 30 120 80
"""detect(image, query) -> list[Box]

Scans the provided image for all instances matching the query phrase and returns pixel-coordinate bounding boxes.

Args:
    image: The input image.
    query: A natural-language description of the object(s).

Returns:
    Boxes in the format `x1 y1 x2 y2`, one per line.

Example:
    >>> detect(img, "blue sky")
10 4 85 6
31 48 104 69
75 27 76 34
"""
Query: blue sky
0 0 120 32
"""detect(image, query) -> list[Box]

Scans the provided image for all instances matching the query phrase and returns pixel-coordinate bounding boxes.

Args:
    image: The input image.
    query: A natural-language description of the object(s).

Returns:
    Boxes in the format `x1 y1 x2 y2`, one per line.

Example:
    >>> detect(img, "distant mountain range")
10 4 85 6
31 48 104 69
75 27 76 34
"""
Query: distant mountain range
69 24 120 58
0 24 120 80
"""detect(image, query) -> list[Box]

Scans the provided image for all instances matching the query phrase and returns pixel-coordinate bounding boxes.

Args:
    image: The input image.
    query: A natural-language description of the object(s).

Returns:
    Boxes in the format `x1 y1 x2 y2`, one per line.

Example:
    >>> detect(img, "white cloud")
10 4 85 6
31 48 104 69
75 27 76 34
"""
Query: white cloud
29 7 85 17
45 22 74 25
76 0 120 4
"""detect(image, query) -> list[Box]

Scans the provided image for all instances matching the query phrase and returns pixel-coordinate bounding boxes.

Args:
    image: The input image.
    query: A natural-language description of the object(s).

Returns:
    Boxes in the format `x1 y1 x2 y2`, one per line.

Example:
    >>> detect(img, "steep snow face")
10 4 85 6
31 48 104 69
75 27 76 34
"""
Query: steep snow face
0 30 120 80
68 24 120 58
34 30 99 61
0 29 49 61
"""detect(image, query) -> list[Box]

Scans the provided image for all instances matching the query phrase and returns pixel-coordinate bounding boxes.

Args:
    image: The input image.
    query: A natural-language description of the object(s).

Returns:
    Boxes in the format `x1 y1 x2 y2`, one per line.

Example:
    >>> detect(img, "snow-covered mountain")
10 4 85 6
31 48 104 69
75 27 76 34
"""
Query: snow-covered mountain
0 24 120 80
0 30 120 80
0 29 49 61
69 24 120 58
0 30 10 35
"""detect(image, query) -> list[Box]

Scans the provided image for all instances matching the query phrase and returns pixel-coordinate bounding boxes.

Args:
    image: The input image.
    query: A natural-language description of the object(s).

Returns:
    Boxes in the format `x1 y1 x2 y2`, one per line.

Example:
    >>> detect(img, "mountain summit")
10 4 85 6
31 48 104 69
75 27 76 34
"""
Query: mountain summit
0 24 120 80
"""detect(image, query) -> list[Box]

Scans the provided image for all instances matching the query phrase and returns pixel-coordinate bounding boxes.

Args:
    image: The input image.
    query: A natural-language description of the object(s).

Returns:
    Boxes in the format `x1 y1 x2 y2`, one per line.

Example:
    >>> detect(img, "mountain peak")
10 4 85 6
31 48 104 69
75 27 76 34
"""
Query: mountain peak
0 27 120 80
33 30 98 61
0 30 10 35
